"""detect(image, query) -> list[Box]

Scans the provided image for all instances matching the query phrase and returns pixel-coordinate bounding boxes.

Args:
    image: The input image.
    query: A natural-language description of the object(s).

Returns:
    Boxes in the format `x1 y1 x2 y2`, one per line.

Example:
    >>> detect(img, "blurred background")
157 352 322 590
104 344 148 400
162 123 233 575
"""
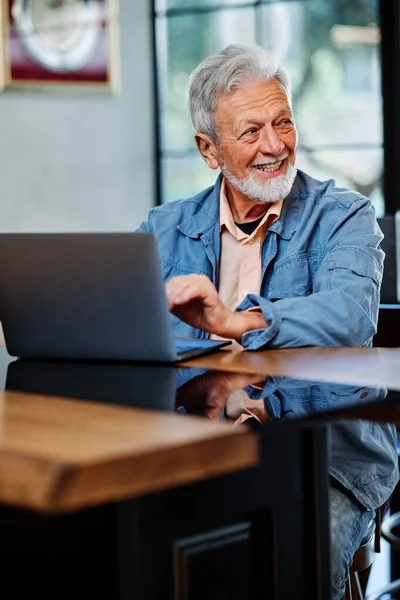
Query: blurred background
0 0 154 232
1 0 392 233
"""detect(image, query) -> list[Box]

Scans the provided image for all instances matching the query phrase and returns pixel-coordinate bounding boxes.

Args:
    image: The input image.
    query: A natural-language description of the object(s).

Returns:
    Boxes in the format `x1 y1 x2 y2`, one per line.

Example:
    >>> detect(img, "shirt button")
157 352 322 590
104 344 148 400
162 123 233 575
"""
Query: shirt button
248 238 255 245
253 408 259 415
359 392 368 399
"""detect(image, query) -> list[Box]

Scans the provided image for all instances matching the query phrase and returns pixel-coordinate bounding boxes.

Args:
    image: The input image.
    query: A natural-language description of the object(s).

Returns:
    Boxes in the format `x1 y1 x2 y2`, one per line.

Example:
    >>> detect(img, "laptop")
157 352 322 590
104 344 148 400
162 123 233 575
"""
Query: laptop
0 233 231 362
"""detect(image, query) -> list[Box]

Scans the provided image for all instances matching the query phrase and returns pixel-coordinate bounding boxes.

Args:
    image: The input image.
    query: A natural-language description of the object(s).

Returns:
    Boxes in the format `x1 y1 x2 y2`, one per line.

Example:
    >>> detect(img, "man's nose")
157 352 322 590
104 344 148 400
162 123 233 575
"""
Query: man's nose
259 128 285 156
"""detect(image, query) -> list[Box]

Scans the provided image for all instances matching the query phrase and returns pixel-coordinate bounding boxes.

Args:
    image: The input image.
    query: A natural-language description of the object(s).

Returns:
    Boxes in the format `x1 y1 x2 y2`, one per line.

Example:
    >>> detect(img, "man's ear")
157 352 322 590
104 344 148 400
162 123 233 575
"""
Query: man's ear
194 133 220 170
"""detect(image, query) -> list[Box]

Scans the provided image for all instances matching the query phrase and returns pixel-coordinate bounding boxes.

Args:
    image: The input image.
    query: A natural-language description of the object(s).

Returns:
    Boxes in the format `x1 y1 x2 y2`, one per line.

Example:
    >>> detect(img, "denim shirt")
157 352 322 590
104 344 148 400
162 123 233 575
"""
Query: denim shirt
138 170 384 349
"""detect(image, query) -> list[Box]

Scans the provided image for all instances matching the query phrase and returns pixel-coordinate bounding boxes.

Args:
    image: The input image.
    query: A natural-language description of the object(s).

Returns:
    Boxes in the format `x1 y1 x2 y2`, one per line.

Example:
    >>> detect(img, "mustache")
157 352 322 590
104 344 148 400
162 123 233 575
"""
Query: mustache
251 154 289 167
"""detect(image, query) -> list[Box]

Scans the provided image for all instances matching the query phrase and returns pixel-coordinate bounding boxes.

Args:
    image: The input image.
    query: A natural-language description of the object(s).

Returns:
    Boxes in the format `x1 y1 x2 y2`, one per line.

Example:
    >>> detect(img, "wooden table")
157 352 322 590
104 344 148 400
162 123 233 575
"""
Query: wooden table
0 390 257 514
182 346 400 389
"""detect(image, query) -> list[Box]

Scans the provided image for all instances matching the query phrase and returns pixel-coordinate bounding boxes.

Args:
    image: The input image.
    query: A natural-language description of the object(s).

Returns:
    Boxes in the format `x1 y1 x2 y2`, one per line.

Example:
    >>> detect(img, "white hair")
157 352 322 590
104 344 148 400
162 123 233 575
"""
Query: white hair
187 43 291 143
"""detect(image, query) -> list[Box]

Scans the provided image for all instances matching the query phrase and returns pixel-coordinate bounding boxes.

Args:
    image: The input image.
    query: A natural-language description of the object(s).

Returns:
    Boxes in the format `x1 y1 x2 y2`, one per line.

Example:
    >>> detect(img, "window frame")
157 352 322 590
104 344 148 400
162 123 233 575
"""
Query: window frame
380 0 400 214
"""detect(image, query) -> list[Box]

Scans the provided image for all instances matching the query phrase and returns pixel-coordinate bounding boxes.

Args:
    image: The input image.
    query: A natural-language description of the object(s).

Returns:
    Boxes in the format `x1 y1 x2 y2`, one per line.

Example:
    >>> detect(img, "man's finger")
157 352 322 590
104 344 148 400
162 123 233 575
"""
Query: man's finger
166 276 215 308
166 282 192 308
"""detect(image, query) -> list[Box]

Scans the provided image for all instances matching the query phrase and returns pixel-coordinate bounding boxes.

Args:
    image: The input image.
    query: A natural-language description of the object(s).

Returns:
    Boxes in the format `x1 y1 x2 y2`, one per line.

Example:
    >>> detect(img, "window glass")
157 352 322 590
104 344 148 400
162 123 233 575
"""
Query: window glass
161 155 218 204
296 148 384 216
156 0 383 210
155 0 254 11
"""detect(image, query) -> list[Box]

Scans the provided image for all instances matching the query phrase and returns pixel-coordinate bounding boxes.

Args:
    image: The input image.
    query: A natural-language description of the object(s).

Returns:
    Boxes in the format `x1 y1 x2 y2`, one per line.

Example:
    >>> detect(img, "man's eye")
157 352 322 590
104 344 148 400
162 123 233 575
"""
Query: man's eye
243 128 257 136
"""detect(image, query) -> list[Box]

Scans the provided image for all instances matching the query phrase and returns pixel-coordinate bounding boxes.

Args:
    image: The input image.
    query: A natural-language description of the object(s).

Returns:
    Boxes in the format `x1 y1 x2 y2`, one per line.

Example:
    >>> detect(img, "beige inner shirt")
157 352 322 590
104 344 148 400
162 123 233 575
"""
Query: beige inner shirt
217 178 282 310
210 177 282 341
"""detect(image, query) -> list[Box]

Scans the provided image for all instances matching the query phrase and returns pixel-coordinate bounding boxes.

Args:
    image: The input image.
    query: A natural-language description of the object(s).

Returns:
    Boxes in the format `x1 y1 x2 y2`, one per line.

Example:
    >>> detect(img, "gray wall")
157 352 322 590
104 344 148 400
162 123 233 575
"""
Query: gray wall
0 0 155 232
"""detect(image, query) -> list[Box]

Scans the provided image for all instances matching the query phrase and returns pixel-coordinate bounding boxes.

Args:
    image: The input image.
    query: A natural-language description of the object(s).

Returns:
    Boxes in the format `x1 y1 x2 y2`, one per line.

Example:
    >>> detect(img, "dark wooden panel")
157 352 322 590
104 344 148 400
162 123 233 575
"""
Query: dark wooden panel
115 426 330 600
174 523 251 600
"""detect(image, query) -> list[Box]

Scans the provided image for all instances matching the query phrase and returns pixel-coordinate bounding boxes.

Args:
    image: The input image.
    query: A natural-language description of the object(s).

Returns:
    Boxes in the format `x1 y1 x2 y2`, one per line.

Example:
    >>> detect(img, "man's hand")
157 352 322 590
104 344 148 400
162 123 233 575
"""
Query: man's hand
176 370 264 419
165 275 267 342
166 274 232 337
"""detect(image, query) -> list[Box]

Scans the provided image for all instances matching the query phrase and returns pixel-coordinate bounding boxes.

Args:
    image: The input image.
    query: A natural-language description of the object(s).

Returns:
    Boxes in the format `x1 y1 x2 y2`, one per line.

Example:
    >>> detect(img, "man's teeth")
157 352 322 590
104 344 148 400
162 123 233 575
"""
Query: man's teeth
254 160 283 173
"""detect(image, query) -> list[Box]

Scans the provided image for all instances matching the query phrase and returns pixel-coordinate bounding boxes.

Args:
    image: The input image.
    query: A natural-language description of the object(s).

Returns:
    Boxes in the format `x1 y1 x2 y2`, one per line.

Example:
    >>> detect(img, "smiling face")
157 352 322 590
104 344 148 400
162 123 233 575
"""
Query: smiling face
195 77 298 206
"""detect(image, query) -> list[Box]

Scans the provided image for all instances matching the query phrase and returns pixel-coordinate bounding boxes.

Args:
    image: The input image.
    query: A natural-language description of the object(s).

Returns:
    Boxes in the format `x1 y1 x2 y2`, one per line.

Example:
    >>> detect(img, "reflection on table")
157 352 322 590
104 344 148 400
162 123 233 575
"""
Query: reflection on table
4 357 399 516
176 368 399 512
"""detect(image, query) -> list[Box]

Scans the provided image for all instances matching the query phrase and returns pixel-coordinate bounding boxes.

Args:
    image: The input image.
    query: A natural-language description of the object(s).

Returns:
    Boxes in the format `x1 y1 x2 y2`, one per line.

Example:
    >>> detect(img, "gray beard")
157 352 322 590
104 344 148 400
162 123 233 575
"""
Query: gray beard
221 162 297 203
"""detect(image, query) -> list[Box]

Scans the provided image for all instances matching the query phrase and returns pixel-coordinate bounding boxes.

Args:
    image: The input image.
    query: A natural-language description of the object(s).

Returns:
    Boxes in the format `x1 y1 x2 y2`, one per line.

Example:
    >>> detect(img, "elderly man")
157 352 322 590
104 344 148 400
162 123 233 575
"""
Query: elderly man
138 44 390 599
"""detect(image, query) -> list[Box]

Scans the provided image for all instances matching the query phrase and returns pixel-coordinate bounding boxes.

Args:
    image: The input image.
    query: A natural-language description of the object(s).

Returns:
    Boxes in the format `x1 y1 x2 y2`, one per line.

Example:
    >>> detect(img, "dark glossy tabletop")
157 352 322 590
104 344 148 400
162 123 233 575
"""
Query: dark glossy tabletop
0 345 399 426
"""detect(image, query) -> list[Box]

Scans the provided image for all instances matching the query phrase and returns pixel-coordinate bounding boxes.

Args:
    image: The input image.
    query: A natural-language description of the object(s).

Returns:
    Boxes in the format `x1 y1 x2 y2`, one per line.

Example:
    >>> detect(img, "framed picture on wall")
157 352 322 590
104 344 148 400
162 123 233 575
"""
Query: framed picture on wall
0 0 120 94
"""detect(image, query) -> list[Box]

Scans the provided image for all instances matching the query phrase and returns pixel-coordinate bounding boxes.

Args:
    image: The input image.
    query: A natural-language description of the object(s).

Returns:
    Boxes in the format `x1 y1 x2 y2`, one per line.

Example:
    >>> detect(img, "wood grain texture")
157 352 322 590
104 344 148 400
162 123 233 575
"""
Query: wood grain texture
181 346 400 390
0 391 257 514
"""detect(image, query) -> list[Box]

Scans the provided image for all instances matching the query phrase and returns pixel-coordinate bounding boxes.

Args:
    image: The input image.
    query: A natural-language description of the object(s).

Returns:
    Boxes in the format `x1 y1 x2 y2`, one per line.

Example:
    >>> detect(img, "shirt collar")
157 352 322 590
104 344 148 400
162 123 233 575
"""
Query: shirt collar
219 178 283 239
